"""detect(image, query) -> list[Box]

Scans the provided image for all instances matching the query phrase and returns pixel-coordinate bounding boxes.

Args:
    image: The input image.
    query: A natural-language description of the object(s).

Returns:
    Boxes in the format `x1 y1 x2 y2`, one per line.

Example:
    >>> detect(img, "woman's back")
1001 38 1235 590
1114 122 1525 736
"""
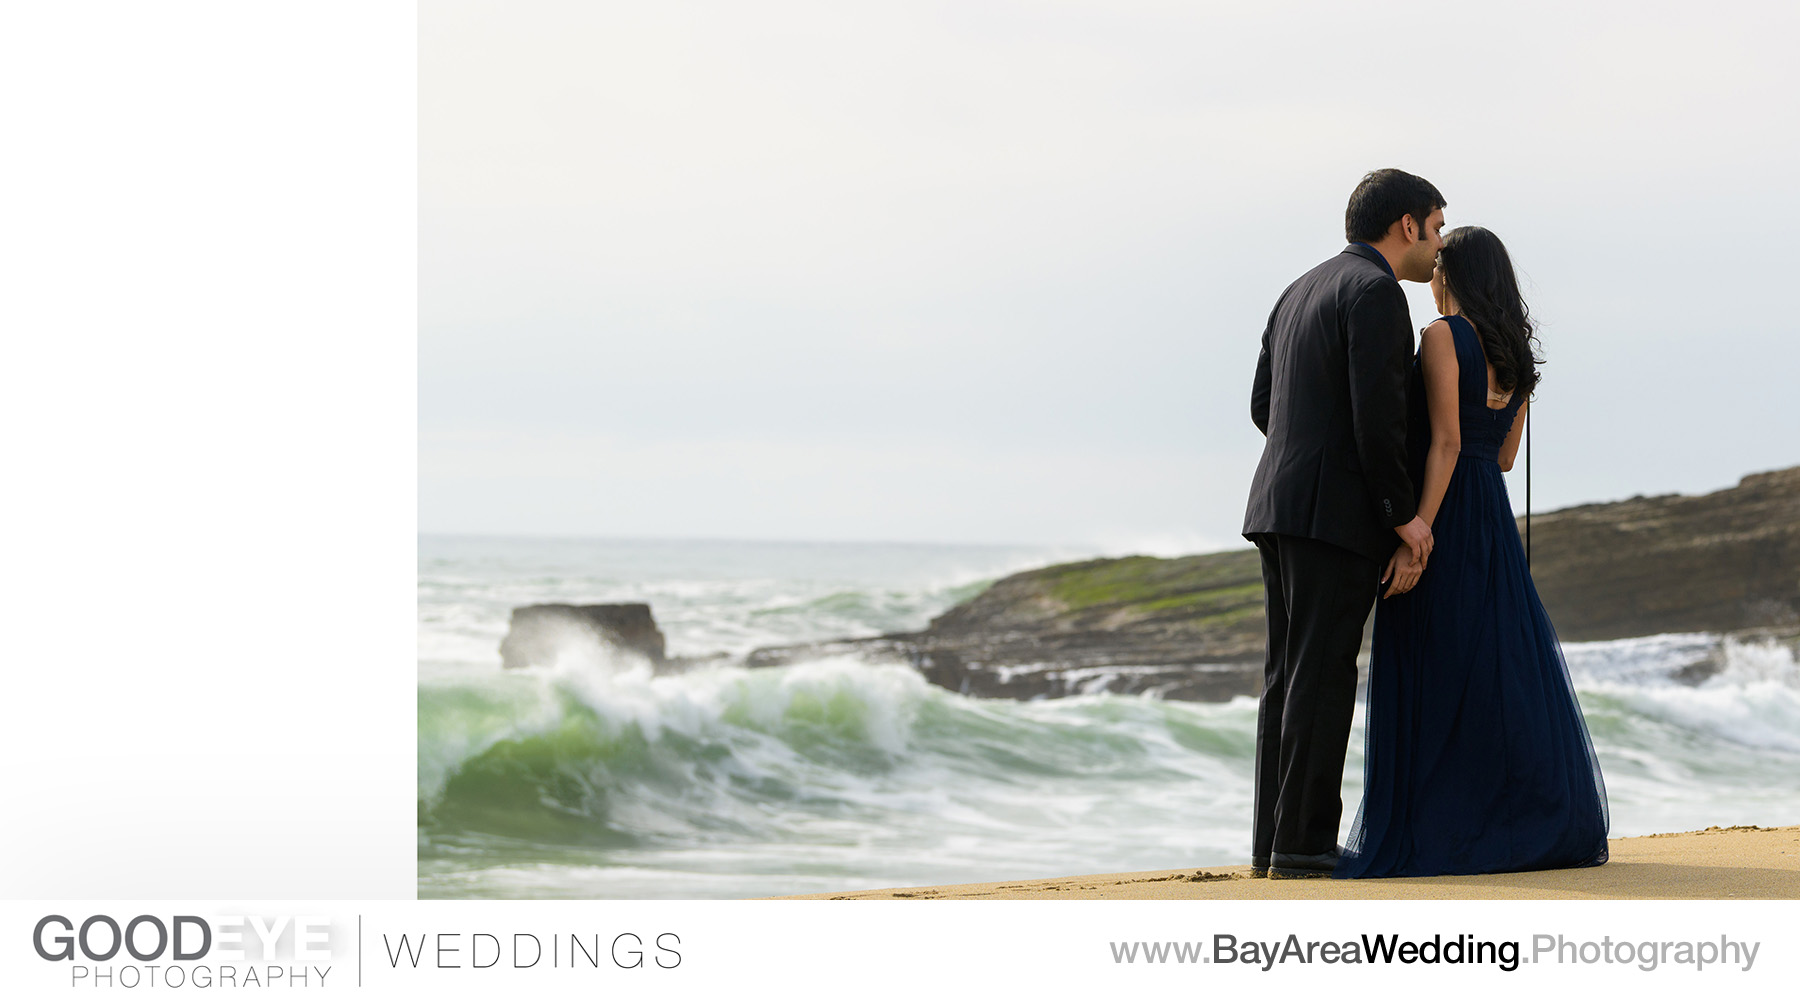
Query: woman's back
1443 314 1525 463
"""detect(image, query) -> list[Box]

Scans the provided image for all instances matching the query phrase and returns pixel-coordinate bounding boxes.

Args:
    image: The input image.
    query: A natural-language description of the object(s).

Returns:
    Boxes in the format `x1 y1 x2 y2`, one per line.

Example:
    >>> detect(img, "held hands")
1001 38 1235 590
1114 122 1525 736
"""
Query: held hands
1394 516 1433 566
1384 517 1433 598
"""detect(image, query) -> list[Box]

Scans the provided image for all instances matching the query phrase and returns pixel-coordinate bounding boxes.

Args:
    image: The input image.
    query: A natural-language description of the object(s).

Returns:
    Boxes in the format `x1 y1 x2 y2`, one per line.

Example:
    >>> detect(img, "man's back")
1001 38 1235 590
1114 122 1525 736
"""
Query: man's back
1242 244 1417 564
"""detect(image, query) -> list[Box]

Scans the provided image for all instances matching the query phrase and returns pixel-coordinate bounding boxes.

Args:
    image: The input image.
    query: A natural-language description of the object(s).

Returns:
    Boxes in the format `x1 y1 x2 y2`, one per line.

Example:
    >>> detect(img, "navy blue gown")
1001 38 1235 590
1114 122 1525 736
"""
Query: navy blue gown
1336 315 1609 879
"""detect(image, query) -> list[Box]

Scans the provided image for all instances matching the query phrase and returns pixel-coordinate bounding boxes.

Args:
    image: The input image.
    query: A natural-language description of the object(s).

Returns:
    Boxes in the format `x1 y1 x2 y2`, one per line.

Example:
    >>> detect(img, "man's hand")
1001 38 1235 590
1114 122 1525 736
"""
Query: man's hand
1394 516 1433 567
1381 547 1424 598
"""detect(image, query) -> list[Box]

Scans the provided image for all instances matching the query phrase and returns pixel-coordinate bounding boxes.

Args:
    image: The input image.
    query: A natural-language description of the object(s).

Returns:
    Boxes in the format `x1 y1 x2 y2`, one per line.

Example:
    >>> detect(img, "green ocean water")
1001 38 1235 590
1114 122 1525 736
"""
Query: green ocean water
418 536 1800 899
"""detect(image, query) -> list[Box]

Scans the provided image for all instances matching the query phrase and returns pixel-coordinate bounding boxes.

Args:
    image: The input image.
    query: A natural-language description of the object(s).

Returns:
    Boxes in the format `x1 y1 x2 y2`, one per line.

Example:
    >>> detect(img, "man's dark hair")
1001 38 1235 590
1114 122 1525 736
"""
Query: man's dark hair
1344 169 1445 243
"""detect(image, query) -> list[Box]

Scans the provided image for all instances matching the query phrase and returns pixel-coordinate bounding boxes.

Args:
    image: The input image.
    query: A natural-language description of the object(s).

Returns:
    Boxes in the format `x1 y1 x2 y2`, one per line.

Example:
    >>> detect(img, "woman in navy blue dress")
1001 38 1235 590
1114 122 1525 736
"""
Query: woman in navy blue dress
1336 227 1609 879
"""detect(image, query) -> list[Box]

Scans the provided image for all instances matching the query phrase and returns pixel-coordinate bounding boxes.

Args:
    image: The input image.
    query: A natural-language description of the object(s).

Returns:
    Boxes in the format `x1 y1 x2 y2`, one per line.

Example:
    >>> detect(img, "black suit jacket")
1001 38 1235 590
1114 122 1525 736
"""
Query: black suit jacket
1241 244 1418 564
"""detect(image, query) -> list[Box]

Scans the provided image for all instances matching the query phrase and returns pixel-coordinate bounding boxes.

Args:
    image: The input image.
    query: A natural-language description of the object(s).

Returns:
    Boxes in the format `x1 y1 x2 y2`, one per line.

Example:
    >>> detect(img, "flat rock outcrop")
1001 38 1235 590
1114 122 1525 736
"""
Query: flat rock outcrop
747 549 1269 699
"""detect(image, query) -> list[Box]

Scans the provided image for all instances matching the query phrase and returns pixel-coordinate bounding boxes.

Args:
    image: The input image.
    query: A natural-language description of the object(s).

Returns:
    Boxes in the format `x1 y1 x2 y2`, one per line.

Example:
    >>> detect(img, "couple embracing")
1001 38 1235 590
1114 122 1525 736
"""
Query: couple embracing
1242 169 1609 880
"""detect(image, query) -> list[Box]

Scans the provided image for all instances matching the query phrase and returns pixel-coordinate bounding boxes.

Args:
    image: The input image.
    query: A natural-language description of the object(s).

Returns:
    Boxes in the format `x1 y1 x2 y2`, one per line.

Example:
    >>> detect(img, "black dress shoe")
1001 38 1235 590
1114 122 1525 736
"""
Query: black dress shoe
1268 846 1341 879
1250 855 1270 878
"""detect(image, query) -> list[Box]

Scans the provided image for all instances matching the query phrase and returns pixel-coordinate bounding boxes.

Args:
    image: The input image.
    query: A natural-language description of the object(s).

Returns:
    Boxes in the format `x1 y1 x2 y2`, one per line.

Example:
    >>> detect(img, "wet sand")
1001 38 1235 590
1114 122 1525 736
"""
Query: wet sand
775 825 1800 900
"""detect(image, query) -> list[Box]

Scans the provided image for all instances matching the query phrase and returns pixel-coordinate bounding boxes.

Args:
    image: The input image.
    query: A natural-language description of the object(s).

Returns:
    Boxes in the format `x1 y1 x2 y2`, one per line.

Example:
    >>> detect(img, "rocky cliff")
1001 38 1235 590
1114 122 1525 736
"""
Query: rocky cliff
1524 466 1799 640
747 466 1800 700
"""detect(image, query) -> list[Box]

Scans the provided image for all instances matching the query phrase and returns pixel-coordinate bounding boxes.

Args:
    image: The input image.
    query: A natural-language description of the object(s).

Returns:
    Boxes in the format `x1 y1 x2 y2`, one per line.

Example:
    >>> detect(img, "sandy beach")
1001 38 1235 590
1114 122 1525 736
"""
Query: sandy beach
776 826 1800 900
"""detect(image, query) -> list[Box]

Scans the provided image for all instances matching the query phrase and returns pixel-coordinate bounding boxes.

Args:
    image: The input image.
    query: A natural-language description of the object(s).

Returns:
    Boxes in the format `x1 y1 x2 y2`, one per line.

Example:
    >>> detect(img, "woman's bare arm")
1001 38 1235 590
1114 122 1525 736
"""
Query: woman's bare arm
1499 398 1529 472
1383 321 1460 597
1416 320 1462 528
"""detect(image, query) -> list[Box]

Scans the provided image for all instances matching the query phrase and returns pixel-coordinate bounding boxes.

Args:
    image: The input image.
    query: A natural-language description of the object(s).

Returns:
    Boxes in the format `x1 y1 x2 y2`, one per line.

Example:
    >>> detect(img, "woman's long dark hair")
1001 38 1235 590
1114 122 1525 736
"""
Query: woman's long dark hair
1438 226 1542 397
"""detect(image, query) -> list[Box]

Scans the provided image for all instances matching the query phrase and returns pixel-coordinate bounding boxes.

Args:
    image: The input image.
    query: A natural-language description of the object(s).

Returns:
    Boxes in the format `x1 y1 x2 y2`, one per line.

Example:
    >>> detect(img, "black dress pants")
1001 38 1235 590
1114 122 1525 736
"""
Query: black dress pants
1251 532 1380 858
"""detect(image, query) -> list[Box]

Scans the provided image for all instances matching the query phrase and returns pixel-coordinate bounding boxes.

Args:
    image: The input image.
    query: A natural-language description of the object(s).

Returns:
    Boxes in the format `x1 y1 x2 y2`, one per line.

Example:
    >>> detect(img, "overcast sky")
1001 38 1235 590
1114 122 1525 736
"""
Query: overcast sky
421 0 1799 550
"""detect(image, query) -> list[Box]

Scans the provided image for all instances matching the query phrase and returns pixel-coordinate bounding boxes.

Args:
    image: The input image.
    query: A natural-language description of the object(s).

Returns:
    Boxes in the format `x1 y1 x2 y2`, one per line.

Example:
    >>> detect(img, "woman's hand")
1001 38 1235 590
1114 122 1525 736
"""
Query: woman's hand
1382 548 1425 598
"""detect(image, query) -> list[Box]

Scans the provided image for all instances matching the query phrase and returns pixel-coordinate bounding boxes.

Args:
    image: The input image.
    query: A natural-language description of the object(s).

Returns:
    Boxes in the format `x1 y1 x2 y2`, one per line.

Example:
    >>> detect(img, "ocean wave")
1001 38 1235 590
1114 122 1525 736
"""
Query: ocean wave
417 640 1800 897
1569 636 1800 755
423 635 1800 832
418 651 1263 855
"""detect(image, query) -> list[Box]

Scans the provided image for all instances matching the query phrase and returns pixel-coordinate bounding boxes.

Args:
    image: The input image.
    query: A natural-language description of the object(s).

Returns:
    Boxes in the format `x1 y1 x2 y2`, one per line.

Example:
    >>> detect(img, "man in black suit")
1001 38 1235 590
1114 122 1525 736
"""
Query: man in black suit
1242 169 1445 878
